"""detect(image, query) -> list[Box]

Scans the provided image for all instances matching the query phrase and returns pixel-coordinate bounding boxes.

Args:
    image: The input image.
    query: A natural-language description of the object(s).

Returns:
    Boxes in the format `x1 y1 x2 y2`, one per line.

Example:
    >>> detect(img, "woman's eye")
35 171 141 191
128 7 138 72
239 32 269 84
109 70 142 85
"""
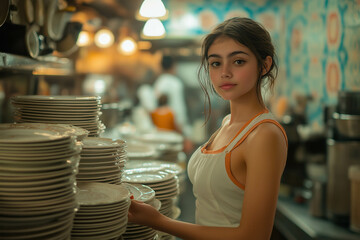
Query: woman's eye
234 59 245 65
210 62 220 67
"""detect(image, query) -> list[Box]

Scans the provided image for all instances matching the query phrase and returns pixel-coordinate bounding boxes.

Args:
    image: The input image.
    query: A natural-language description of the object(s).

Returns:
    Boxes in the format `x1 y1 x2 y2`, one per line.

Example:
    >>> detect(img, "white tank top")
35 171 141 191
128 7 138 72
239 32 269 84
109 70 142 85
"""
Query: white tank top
187 110 287 227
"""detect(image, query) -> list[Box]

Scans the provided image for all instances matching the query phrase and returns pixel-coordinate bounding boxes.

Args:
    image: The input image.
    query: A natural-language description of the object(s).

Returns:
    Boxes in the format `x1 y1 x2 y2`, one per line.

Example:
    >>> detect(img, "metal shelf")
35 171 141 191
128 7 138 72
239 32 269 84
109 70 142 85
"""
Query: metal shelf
0 52 74 76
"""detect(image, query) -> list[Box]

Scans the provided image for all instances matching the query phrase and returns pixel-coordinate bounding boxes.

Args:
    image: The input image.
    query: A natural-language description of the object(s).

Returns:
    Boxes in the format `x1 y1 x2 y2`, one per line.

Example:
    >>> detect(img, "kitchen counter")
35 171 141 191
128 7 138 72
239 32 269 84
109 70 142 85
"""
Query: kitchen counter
274 197 360 240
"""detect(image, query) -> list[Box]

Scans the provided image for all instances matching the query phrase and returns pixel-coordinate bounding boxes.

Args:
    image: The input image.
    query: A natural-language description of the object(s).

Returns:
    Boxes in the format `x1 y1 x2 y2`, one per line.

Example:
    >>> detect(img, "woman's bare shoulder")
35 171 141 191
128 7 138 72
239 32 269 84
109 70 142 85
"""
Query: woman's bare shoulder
243 122 287 167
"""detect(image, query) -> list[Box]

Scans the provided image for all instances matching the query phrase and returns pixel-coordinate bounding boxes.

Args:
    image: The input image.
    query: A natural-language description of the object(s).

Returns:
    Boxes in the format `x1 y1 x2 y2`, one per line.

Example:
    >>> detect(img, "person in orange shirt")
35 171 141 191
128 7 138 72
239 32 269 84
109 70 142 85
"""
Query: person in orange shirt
150 94 179 132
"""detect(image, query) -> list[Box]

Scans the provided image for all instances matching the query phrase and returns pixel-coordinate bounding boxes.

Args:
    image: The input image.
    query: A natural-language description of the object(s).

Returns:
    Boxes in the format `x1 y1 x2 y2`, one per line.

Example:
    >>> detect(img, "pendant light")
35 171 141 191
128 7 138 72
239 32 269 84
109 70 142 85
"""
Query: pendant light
142 18 166 39
138 0 167 19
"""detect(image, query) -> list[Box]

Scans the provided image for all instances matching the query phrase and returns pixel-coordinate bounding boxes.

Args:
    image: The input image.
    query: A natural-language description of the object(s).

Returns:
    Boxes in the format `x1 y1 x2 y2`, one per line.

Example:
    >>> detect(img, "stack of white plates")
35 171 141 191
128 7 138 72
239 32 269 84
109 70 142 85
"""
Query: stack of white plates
125 160 187 195
126 140 158 160
11 95 105 137
0 126 81 240
71 182 131 240
130 130 184 163
77 137 127 184
122 183 160 240
122 169 180 220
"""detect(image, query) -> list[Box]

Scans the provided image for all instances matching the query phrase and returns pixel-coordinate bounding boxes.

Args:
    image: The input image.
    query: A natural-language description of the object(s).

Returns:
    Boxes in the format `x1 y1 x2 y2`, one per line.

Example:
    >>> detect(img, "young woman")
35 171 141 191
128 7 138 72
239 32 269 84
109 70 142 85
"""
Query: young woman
127 17 288 240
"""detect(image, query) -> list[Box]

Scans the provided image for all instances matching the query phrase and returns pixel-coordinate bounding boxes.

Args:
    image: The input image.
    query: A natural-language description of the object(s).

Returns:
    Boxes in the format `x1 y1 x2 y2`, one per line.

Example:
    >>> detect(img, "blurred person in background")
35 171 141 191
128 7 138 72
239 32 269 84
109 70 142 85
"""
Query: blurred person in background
154 55 194 154
151 94 179 132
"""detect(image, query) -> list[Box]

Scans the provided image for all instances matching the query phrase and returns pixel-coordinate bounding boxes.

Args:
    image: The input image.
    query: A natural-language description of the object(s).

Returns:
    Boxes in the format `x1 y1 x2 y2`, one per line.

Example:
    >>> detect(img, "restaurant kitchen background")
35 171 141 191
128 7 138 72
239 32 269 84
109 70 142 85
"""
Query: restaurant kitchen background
0 0 360 240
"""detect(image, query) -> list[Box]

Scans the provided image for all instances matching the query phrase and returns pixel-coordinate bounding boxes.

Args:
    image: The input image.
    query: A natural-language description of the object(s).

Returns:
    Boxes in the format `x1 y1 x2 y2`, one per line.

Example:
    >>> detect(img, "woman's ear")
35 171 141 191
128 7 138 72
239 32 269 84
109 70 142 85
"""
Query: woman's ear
262 56 272 76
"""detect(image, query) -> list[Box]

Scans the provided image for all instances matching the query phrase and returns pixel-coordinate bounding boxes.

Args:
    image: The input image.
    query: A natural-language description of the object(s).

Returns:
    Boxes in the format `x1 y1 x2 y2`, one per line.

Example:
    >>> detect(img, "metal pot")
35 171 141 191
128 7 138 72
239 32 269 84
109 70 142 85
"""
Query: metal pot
326 139 360 225
0 0 10 27
333 112 360 139
337 91 360 115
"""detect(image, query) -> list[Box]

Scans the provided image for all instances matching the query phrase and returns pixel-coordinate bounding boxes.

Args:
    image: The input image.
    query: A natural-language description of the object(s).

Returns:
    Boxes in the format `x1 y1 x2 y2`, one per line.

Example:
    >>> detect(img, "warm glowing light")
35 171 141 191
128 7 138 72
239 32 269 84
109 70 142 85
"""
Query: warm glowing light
138 0 167 19
142 18 166 39
77 31 91 47
94 29 114 48
138 41 152 50
118 37 137 55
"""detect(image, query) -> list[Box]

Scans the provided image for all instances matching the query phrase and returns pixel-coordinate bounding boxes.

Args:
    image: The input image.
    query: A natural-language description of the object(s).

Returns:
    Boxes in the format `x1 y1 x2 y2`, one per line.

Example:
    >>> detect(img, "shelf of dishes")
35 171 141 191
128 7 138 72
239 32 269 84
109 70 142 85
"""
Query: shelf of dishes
0 52 74 76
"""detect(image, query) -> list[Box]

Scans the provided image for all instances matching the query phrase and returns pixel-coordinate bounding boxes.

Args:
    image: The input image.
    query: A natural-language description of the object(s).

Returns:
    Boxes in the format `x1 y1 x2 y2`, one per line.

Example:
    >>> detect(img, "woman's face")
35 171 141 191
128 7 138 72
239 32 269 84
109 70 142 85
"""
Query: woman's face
207 36 260 102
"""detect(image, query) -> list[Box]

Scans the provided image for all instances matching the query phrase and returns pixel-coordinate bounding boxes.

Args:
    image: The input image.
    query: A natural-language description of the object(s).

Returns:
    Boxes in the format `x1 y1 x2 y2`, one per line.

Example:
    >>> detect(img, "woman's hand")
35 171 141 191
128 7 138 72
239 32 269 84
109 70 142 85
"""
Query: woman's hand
127 199 162 227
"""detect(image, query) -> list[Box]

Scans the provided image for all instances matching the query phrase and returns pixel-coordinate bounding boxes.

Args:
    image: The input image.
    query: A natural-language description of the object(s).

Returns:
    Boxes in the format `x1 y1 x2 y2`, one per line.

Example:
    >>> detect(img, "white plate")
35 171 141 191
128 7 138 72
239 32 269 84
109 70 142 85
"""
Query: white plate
0 166 74 182
76 201 129 214
125 160 184 175
123 183 155 203
15 114 100 121
16 111 100 118
0 137 74 148
14 105 101 110
76 182 130 205
0 215 74 239
133 130 184 144
122 170 175 184
0 128 67 143
0 123 88 140
0 198 77 215
71 221 127 240
12 95 101 101
0 179 75 193
0 208 75 223
82 137 126 149
126 142 157 159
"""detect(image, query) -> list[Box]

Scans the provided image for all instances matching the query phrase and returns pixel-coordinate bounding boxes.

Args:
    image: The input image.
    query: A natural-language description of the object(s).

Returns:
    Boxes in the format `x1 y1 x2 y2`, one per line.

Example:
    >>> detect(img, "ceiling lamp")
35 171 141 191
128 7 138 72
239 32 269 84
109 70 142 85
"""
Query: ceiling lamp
142 18 166 39
94 29 114 48
137 0 168 20
118 37 138 55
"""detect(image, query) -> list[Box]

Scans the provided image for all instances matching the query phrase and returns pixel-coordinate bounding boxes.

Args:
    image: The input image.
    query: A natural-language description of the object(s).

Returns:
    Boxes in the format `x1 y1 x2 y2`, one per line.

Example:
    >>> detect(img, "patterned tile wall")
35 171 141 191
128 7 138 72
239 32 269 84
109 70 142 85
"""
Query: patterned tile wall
162 0 360 127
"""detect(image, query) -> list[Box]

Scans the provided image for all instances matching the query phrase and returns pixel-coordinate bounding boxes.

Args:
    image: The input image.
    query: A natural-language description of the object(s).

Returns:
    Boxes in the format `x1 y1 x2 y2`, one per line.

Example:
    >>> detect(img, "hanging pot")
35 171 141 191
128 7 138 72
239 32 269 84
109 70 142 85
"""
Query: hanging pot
0 0 10 27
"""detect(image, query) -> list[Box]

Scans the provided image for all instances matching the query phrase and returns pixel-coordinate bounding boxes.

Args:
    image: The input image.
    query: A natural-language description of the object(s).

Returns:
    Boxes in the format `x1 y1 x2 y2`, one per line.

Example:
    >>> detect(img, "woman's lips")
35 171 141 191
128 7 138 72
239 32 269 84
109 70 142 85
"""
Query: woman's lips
220 83 236 90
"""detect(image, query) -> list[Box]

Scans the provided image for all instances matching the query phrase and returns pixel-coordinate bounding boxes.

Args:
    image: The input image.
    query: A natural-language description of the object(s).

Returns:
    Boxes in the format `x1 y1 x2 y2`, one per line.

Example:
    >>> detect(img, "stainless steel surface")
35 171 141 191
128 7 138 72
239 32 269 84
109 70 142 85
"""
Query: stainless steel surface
333 113 360 139
275 197 360 240
309 180 327 217
0 52 73 75
349 165 360 233
326 139 360 223
337 91 360 115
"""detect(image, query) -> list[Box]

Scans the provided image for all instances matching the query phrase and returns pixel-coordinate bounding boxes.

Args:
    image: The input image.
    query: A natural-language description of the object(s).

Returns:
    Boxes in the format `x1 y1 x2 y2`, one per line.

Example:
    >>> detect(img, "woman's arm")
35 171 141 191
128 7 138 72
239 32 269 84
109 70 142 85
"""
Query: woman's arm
128 123 287 240
234 122 288 239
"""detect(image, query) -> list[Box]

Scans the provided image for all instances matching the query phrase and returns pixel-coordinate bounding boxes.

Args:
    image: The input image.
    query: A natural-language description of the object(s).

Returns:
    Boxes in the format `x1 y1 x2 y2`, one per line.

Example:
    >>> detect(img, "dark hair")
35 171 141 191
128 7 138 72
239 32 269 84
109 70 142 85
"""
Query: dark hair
161 55 175 71
158 94 168 106
198 17 278 123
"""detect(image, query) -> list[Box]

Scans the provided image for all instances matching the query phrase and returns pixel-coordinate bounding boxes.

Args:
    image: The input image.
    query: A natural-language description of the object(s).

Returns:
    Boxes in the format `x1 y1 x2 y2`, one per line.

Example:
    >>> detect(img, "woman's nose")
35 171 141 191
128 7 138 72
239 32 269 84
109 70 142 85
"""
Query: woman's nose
221 65 232 78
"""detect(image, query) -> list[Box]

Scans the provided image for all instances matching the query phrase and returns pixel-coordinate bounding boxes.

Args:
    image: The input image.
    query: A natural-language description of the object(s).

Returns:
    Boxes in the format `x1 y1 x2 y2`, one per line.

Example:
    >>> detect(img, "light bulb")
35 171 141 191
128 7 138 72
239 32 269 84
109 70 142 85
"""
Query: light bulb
118 37 137 55
94 29 114 48
77 31 91 47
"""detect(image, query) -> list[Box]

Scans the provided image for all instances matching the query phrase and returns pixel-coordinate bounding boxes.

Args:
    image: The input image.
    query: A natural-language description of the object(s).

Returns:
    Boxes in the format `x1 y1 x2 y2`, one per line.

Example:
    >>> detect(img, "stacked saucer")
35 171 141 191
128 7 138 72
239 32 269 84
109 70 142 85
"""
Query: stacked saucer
122 169 180 219
125 160 186 194
71 182 131 240
122 183 160 240
0 126 81 240
130 130 184 163
11 95 105 137
76 137 127 184
126 140 158 160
